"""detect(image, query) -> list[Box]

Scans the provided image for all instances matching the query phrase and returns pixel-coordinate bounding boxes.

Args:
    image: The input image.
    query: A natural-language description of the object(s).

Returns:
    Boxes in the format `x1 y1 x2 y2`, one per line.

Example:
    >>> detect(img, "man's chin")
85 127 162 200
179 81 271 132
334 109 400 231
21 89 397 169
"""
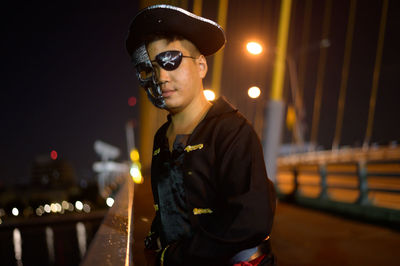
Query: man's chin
164 101 183 114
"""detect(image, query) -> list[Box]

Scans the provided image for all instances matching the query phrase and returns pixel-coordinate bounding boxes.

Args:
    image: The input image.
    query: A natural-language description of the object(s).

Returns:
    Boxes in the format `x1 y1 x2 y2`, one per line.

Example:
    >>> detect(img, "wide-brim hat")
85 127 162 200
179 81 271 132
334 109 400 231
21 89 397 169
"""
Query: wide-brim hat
126 4 226 56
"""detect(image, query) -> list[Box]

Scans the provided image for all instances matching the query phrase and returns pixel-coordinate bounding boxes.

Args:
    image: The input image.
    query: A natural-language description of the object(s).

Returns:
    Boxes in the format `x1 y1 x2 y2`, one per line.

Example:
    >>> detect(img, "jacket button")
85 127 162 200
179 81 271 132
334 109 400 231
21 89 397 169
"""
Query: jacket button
187 171 193 175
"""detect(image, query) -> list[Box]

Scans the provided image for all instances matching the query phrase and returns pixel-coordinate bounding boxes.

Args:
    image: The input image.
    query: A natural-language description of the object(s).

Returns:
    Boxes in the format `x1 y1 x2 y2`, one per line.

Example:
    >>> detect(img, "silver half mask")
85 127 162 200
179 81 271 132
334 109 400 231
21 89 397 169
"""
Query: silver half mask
132 44 166 109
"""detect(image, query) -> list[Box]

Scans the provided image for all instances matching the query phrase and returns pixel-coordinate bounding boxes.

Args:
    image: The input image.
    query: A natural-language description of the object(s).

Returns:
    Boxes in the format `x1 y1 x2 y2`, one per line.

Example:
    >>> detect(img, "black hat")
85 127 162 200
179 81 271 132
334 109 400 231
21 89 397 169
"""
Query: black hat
126 5 226 56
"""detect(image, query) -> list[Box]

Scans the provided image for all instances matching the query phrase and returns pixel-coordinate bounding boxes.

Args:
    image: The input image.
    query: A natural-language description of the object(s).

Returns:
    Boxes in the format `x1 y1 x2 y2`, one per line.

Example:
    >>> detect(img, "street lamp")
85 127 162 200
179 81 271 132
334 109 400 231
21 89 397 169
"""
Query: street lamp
203 89 216 101
246 41 263 55
248 86 261 99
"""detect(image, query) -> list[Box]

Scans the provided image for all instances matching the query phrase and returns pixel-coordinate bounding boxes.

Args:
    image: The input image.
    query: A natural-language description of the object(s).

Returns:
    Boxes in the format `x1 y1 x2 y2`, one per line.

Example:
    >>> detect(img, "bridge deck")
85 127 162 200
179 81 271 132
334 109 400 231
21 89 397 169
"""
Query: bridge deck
272 202 400 266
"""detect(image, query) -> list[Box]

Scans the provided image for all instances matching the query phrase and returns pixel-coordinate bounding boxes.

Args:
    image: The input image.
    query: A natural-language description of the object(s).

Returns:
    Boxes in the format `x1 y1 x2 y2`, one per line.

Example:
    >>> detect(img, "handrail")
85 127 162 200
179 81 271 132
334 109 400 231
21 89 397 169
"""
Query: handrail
81 175 134 266
276 146 400 225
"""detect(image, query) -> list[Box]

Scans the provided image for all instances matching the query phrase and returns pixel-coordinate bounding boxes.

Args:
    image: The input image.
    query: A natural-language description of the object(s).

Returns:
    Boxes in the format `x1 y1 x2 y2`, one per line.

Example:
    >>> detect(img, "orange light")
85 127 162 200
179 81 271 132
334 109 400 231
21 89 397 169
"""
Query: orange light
246 42 263 55
203 89 216 101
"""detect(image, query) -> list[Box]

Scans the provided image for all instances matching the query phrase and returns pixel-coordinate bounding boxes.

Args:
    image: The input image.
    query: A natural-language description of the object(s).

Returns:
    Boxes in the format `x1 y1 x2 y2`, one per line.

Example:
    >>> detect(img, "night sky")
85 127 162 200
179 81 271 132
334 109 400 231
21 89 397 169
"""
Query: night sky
1 0 400 186
2 1 140 185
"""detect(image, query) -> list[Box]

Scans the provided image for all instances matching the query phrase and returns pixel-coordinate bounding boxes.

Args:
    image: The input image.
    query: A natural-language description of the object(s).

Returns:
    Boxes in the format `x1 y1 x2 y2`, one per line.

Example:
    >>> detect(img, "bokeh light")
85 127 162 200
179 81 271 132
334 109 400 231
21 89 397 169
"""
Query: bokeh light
50 150 58 160
130 149 140 161
203 89 216 101
248 86 261 99
12 207 19 216
128 96 137 107
246 42 263 55
75 201 83 211
106 197 114 207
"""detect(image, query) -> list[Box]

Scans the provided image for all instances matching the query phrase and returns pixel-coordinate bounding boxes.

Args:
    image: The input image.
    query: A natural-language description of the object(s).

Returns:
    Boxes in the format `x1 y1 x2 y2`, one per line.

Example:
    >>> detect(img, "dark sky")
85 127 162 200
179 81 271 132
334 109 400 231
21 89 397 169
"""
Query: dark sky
1 1 139 185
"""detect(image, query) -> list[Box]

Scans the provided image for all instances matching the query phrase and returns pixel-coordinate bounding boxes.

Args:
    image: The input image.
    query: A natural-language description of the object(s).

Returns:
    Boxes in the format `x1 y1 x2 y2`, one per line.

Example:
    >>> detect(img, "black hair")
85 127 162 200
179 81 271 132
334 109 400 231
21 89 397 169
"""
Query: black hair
144 33 201 56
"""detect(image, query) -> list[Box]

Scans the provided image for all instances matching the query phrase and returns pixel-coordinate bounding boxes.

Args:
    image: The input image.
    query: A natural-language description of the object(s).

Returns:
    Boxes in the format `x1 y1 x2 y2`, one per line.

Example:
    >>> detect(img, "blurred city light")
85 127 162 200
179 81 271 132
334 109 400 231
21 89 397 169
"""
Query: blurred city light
0 218 2 224
50 203 57 213
12 207 19 216
75 201 83 211
106 197 114 207
248 86 261 99
50 150 58 160
68 202 74 211
76 222 87 258
62 201 69 210
44 204 51 213
128 96 137 107
246 41 263 55
45 227 55 263
130 149 140 161
0 208 5 217
83 204 91 213
130 163 143 184
36 208 43 216
13 228 22 263
204 89 216 101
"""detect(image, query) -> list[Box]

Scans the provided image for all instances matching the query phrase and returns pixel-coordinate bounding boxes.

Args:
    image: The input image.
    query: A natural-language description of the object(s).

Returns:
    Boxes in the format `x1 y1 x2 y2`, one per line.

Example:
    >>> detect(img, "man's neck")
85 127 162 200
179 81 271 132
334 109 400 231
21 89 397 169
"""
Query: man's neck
168 96 212 135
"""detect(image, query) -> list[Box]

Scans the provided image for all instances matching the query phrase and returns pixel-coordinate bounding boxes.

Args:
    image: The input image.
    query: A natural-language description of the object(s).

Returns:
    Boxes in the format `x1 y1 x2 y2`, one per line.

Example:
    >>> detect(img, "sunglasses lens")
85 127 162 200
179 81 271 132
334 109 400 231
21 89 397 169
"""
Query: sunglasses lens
155 51 182 71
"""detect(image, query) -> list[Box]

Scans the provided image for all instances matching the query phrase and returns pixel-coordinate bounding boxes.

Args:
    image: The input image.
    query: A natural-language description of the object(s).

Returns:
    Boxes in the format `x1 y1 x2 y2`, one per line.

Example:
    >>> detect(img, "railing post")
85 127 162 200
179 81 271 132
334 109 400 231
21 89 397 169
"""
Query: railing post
356 160 369 205
318 164 328 199
288 166 299 200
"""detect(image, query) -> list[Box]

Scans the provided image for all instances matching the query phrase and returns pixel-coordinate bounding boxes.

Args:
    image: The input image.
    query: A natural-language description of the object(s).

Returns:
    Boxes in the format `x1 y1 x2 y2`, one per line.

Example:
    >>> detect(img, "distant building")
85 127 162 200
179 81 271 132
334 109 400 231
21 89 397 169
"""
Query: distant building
30 154 77 187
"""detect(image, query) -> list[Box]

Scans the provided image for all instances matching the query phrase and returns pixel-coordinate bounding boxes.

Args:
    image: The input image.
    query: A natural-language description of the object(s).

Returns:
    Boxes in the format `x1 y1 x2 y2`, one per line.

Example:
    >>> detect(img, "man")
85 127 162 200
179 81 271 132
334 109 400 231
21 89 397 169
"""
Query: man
126 5 276 265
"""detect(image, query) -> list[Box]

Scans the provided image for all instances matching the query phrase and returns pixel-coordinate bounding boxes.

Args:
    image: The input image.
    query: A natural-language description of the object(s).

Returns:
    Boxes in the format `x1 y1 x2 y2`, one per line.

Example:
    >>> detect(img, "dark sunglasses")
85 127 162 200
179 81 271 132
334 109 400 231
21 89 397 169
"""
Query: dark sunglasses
152 50 196 71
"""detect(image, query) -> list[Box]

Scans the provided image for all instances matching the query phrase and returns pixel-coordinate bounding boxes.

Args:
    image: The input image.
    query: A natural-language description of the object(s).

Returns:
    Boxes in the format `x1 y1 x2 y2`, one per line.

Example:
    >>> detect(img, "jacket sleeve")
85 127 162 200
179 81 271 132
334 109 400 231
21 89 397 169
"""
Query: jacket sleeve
163 118 276 265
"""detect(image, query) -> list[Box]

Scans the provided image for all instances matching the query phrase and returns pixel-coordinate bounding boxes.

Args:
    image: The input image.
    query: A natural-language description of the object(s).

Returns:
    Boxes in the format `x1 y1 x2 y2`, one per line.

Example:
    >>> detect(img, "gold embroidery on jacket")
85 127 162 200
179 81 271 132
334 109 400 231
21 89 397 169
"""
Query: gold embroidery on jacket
184 144 204 153
153 148 160 156
193 208 213 215
154 204 159 211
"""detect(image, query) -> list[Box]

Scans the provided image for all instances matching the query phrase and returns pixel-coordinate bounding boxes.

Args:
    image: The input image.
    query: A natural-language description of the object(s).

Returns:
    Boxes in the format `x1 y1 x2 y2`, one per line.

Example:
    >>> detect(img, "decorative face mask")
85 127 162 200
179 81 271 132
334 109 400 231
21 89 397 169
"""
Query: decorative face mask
132 43 166 109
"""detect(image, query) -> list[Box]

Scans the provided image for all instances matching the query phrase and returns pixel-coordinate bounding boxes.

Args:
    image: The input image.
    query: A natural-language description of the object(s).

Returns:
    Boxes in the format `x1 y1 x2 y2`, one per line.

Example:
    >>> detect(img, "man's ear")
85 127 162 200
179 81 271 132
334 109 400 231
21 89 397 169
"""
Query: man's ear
197 55 208 79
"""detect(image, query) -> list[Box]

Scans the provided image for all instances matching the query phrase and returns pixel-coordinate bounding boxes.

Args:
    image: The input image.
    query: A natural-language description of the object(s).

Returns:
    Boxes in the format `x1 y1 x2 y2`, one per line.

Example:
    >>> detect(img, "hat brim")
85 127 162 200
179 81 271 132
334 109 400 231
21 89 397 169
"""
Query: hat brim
126 5 226 56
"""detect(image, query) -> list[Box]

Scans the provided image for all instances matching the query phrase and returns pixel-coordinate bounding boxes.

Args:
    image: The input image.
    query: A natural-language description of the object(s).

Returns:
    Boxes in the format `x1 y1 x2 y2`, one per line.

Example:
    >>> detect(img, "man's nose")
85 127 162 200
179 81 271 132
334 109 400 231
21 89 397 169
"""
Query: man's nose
156 67 169 84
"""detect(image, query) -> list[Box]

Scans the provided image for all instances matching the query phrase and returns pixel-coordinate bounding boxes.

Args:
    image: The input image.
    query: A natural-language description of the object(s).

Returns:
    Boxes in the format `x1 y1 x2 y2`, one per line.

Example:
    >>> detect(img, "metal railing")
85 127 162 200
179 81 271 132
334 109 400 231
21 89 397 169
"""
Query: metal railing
276 146 400 225
81 175 134 266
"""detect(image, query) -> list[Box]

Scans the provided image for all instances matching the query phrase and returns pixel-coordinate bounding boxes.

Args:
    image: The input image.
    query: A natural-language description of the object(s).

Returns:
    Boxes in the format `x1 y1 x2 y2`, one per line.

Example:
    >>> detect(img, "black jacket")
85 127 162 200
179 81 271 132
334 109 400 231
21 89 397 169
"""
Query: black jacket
150 97 276 265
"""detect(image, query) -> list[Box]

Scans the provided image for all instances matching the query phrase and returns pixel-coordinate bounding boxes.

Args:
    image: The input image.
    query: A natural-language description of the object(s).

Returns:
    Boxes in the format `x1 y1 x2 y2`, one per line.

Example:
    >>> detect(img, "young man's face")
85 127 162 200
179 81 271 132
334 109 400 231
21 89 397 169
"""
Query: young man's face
146 38 207 113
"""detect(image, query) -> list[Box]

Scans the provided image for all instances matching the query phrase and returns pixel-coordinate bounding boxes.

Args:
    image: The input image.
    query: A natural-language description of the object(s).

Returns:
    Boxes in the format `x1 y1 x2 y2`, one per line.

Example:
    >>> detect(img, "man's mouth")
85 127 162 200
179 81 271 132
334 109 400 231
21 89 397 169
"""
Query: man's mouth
162 89 175 97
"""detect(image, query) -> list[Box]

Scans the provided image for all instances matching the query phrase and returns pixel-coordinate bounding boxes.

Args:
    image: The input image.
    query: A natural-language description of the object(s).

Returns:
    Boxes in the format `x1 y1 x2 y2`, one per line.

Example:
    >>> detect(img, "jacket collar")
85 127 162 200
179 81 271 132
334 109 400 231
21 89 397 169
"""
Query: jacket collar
166 96 237 122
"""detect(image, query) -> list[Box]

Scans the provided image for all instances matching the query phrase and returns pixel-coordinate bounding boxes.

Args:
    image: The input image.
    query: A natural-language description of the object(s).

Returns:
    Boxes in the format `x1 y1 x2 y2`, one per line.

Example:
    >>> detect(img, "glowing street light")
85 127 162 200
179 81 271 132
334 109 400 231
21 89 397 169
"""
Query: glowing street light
248 86 261 99
130 149 140 161
130 163 143 184
12 207 19 216
246 41 263 55
203 89 216 101
75 201 83 211
106 197 114 207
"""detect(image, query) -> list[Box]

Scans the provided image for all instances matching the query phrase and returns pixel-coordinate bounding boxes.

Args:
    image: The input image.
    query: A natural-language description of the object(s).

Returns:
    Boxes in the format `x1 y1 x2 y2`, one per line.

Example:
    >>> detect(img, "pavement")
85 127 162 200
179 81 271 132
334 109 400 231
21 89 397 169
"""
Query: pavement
132 176 400 265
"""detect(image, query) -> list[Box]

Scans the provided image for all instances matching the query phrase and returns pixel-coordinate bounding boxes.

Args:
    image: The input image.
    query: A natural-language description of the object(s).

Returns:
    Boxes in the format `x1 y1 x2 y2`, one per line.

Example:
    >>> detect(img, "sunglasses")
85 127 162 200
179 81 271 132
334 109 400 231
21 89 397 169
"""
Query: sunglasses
153 50 196 71
137 50 196 81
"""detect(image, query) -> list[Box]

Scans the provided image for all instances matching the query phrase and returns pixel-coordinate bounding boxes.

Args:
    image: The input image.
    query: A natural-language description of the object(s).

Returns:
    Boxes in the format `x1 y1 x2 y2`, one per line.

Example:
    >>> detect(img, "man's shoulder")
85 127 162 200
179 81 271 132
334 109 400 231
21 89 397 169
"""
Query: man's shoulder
207 97 250 128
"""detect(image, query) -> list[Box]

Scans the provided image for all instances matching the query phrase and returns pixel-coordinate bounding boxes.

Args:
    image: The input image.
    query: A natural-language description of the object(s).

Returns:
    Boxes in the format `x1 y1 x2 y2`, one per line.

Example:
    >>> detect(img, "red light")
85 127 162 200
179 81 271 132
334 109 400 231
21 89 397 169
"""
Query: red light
128 96 137 107
50 150 58 160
